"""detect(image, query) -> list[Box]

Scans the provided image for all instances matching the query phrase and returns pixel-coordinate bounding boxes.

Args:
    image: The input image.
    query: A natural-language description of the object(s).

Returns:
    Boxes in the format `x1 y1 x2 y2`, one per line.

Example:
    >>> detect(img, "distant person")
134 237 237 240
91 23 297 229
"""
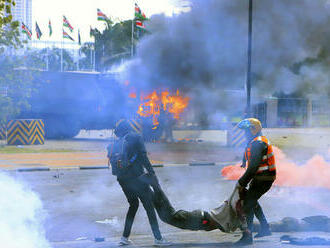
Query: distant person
107 119 171 247
164 112 174 143
159 109 174 143
234 118 276 246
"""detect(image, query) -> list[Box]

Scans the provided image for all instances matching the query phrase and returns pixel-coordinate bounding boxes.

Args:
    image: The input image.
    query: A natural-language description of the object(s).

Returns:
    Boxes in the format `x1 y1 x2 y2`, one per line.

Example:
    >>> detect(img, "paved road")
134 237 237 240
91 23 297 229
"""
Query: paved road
51 231 330 248
9 165 330 247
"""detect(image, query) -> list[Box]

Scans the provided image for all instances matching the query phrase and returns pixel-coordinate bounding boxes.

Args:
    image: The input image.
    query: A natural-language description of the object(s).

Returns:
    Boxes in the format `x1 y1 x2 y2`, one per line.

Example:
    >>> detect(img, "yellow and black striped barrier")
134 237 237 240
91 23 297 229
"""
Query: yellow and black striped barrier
0 124 5 140
116 119 142 134
7 119 45 145
128 119 142 134
229 123 246 147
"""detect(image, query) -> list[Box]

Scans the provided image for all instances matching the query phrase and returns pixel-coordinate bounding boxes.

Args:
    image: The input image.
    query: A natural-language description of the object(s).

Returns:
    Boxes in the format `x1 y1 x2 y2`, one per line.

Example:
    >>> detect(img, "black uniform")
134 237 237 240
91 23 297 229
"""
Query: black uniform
238 133 275 233
108 122 162 240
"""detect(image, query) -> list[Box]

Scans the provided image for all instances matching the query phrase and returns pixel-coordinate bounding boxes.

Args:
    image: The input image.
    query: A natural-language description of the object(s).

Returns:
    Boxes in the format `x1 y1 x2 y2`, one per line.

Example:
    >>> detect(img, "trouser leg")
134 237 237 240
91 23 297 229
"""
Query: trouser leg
244 197 257 232
120 182 139 238
254 202 269 228
138 186 162 240
243 180 273 232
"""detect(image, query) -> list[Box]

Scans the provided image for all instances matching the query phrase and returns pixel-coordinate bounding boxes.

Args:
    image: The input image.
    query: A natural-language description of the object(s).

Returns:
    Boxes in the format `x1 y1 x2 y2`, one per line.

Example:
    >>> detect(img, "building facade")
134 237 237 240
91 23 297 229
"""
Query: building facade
11 0 32 30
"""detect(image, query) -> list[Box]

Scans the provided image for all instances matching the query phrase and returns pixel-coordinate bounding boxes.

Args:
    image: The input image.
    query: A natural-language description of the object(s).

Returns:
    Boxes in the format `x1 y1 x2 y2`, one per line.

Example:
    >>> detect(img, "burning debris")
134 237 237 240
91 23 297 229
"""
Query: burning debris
129 89 189 129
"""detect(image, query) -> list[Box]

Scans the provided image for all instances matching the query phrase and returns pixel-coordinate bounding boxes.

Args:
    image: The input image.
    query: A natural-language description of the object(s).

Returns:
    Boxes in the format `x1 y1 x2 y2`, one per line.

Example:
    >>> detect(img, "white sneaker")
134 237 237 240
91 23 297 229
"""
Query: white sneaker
154 238 172 246
118 236 133 246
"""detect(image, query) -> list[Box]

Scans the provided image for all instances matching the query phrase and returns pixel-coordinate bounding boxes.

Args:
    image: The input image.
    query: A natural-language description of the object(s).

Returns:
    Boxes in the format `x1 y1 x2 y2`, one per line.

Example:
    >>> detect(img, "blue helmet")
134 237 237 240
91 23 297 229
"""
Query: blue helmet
237 118 262 135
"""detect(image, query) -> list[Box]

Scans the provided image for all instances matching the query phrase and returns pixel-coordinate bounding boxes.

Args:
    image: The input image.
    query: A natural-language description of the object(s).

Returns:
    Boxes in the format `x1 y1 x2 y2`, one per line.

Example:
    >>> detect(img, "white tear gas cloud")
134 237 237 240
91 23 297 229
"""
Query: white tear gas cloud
124 0 330 98
0 172 50 248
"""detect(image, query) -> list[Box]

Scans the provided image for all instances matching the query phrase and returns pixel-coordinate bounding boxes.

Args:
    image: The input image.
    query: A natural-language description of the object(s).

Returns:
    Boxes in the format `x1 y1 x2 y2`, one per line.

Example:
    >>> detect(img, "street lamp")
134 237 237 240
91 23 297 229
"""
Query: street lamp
245 0 253 117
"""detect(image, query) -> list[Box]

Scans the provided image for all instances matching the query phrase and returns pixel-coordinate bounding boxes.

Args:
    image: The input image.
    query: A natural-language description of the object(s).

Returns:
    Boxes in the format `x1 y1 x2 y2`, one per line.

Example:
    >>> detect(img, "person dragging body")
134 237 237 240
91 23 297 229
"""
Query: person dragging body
234 118 276 246
107 119 172 247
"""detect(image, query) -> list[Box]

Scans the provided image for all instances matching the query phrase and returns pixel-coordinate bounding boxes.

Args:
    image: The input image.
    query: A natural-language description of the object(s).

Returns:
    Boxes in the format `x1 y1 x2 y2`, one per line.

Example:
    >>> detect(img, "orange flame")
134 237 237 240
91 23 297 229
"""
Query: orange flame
133 90 189 126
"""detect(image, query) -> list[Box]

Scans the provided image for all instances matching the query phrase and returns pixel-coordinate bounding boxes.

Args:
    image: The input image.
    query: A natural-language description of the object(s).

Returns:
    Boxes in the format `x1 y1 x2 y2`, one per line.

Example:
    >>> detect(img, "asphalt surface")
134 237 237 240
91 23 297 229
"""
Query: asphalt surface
9 165 330 248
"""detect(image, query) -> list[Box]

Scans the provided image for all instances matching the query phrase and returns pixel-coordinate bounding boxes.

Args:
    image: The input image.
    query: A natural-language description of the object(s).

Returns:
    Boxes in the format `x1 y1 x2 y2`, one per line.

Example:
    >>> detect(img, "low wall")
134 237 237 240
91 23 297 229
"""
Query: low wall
173 130 227 144
76 128 330 149
263 128 330 148
76 129 228 144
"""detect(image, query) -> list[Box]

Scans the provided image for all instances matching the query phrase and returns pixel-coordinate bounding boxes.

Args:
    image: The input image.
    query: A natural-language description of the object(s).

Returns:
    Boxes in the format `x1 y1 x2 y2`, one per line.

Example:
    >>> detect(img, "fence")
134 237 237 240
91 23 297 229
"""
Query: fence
252 97 330 128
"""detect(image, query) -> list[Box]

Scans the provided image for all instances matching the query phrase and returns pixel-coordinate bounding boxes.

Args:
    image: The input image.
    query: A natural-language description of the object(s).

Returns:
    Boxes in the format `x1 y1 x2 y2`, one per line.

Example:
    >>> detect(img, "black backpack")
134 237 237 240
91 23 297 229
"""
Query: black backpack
107 134 138 176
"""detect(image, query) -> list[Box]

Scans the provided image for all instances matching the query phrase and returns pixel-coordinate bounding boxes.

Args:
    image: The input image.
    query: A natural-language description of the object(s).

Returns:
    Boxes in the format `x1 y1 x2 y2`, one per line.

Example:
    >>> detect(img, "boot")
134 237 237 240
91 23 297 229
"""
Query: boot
254 225 272 238
234 231 253 246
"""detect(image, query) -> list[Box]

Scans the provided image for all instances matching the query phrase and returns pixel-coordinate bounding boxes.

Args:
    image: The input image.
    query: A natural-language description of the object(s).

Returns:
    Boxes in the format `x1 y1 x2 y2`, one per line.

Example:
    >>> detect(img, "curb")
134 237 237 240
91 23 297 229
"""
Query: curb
17 167 50 172
152 164 164 168
79 166 109 170
12 161 238 172
189 162 215 166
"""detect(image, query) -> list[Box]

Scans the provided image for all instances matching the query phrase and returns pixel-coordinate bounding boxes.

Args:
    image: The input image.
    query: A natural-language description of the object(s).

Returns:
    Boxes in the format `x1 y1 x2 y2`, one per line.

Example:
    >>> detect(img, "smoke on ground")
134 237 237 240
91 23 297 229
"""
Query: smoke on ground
221 146 330 189
0 172 50 248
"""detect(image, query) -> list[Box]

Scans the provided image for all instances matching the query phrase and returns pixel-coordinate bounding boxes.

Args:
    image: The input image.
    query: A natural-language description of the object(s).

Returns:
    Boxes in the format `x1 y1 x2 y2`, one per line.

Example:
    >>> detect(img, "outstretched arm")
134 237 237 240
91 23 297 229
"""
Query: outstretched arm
135 135 155 175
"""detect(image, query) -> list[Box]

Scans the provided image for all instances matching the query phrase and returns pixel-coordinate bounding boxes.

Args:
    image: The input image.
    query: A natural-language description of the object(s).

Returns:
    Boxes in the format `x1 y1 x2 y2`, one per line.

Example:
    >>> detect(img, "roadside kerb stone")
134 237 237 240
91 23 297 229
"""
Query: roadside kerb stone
189 162 216 166
79 166 109 170
17 167 50 172
12 161 239 172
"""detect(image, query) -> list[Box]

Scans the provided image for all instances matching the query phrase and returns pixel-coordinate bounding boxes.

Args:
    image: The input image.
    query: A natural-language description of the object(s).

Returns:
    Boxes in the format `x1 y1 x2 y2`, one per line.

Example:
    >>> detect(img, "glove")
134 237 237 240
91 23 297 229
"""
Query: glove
236 182 247 199
235 181 242 189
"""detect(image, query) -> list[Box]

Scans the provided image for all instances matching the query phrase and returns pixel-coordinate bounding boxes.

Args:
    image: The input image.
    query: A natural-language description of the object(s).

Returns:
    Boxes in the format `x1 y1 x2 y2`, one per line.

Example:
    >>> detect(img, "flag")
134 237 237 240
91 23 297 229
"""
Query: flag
135 3 147 20
35 22 42 39
135 20 145 29
78 29 81 45
97 8 109 21
63 15 74 32
49 20 53 37
63 30 74 41
21 22 32 39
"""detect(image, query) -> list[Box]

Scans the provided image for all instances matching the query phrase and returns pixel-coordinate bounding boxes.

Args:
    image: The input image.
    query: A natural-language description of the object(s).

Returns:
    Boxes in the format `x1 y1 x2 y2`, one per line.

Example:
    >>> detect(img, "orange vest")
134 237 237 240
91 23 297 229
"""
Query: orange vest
244 136 276 174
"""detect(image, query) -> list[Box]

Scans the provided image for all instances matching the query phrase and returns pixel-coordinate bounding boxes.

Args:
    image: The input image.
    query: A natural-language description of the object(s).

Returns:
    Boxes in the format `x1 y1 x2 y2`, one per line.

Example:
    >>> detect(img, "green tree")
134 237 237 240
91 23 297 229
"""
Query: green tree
79 42 95 71
89 19 148 71
0 0 21 53
24 48 76 71
0 1 42 125
0 56 38 124
0 0 15 28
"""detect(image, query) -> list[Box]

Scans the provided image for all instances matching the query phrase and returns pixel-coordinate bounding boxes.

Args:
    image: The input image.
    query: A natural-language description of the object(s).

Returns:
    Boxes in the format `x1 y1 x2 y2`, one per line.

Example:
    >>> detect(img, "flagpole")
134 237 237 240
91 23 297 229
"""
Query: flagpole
45 41 49 71
46 45 49 71
61 30 63 72
131 17 134 57
77 30 80 71
90 45 93 70
93 43 96 71
77 45 80 71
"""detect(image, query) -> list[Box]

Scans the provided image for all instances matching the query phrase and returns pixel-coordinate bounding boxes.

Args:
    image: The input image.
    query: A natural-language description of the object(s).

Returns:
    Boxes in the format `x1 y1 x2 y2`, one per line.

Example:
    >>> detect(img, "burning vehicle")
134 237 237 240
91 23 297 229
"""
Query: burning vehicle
18 70 190 140
129 89 189 141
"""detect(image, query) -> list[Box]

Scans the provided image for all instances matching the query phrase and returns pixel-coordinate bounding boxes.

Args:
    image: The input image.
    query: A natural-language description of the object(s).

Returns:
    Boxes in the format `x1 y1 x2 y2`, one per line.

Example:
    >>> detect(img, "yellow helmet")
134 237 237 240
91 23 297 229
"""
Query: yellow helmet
237 118 262 136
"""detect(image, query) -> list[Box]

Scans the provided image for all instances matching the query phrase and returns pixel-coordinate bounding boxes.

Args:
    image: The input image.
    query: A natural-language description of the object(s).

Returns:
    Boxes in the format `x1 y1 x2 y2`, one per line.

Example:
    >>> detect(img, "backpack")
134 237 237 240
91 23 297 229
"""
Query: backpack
107 134 138 176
